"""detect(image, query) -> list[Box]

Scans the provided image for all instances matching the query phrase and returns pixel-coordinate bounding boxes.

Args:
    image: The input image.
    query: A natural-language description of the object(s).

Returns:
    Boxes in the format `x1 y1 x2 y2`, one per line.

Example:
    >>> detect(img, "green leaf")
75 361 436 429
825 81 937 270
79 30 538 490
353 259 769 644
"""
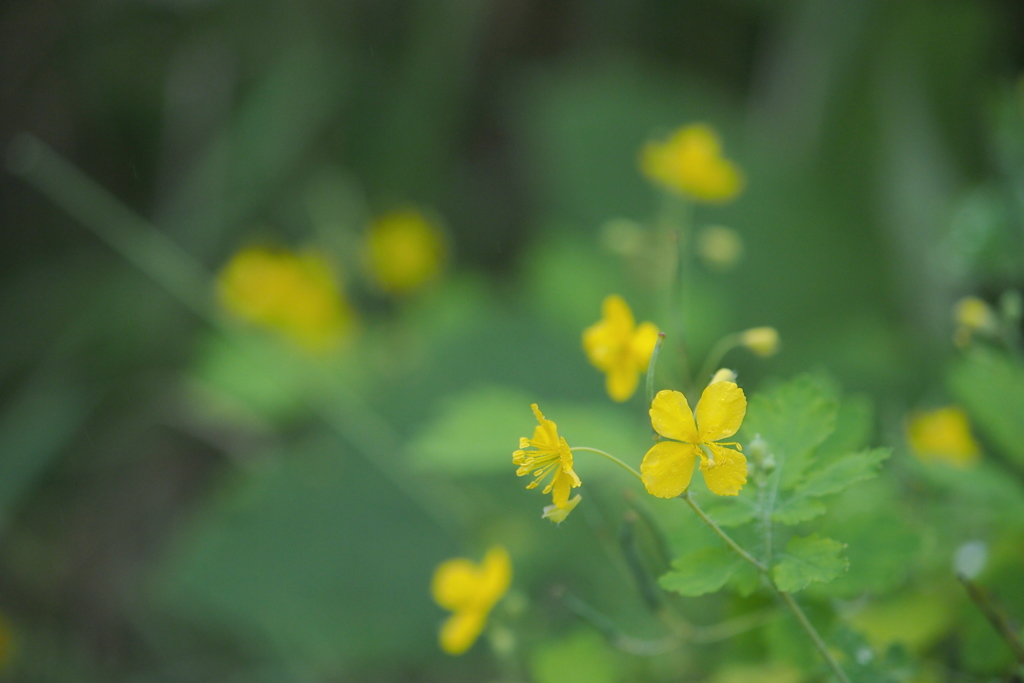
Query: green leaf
795 448 891 498
741 375 839 489
772 498 826 525
659 546 741 596
700 497 758 527
949 347 1024 466
772 534 848 593
816 394 875 461
771 449 890 526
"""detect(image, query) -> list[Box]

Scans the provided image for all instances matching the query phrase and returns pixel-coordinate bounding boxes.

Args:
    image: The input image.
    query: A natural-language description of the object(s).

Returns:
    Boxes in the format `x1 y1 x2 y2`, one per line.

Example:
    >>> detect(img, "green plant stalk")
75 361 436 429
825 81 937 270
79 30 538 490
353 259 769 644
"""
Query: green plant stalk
958 574 1024 665
646 332 667 408
683 492 851 683
571 446 643 481
696 333 741 386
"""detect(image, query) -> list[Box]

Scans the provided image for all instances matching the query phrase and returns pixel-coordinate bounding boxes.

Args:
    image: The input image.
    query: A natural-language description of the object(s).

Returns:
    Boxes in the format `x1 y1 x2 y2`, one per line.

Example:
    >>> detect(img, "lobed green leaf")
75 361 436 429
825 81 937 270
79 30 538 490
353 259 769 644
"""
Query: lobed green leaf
772 534 848 593
659 546 740 597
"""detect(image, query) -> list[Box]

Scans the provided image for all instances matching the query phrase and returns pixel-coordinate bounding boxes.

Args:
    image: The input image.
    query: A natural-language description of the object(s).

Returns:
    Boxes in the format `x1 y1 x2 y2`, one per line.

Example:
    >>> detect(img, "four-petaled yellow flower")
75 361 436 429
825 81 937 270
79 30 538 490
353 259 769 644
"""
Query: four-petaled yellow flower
431 546 512 655
583 295 660 402
906 406 980 468
513 404 582 519
641 383 748 497
216 245 354 352
640 124 744 203
365 208 446 295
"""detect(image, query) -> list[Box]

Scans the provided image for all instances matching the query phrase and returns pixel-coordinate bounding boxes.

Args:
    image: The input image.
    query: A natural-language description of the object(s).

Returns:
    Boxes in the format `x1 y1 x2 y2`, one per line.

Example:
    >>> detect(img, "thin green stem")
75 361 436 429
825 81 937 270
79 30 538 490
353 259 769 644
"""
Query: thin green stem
696 333 741 387
571 447 643 482
682 491 766 572
682 492 850 683
645 332 667 408
958 574 1024 665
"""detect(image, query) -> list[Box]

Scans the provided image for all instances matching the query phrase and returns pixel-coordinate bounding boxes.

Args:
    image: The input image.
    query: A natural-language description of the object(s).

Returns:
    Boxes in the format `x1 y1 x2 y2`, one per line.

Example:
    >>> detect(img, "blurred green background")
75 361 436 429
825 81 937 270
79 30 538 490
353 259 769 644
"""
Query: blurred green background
2 0 1024 680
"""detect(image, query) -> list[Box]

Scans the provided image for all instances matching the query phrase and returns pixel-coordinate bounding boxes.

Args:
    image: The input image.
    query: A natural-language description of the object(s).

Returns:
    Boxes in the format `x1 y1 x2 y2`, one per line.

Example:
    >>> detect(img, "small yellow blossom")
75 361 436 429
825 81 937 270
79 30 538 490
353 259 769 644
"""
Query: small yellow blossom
583 295 660 402
906 406 980 468
641 384 748 497
365 208 446 295
953 296 997 347
640 124 744 202
431 546 512 655
513 404 582 518
216 245 354 352
697 225 743 271
740 327 780 357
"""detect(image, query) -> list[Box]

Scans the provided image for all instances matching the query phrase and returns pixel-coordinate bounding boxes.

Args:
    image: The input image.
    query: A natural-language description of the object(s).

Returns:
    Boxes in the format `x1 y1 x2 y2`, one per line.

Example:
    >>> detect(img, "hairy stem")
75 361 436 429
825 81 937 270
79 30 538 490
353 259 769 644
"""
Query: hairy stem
682 492 850 683
571 446 643 482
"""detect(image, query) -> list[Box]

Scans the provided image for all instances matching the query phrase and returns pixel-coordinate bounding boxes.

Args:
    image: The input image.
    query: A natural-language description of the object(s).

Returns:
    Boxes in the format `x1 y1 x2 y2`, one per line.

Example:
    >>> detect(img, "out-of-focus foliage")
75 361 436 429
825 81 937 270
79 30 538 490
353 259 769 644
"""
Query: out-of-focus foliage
2 0 1024 681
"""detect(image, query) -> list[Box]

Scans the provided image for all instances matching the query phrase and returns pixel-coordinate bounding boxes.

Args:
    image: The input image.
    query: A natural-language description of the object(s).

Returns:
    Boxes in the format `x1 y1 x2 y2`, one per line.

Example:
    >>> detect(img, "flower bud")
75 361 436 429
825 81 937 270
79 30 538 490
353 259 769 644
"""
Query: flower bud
709 368 737 385
740 327 780 357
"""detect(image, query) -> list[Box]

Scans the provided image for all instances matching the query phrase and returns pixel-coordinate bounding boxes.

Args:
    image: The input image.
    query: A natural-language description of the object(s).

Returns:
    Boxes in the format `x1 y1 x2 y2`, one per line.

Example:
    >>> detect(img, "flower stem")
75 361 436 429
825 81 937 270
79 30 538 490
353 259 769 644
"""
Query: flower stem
682 492 850 683
696 333 740 387
571 447 643 482
646 332 667 408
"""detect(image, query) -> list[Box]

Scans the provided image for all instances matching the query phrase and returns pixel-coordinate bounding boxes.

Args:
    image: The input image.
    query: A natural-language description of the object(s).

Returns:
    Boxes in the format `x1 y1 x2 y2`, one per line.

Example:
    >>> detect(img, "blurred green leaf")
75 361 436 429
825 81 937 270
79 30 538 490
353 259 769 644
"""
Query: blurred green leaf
530 629 622 683
0 373 98 530
949 346 1024 466
772 448 890 526
659 545 740 597
741 375 839 489
408 386 647 476
772 534 848 593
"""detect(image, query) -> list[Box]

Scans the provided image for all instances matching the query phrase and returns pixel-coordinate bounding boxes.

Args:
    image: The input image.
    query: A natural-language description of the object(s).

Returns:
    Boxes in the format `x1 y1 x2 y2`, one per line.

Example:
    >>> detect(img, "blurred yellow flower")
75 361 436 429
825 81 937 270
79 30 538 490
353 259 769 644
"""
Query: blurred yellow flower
365 208 446 295
216 245 354 352
640 124 744 202
583 295 660 402
513 404 582 519
740 326 780 357
697 225 743 271
953 296 997 347
431 546 512 655
906 406 980 468
709 368 737 385
641 384 748 497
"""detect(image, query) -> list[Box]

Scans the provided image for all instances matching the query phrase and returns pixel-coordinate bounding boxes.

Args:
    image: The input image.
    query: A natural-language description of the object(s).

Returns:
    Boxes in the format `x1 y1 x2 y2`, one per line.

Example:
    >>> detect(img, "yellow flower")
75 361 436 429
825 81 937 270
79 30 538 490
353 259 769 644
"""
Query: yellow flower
513 404 582 517
697 225 743 271
365 208 446 295
953 296 997 347
906 406 980 468
583 295 661 402
431 546 512 655
640 124 744 202
740 327 780 357
641 384 748 497
216 245 354 352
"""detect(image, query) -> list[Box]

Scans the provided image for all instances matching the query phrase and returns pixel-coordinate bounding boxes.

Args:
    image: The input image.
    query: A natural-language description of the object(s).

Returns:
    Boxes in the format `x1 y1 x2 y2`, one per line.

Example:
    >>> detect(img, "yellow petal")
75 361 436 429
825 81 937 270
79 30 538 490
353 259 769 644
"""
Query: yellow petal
641 440 698 498
543 493 582 523
700 443 748 496
649 390 699 443
439 609 486 655
530 404 560 451
550 468 573 508
479 546 512 606
602 294 635 332
630 321 661 371
431 559 482 611
695 381 746 442
606 364 639 402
